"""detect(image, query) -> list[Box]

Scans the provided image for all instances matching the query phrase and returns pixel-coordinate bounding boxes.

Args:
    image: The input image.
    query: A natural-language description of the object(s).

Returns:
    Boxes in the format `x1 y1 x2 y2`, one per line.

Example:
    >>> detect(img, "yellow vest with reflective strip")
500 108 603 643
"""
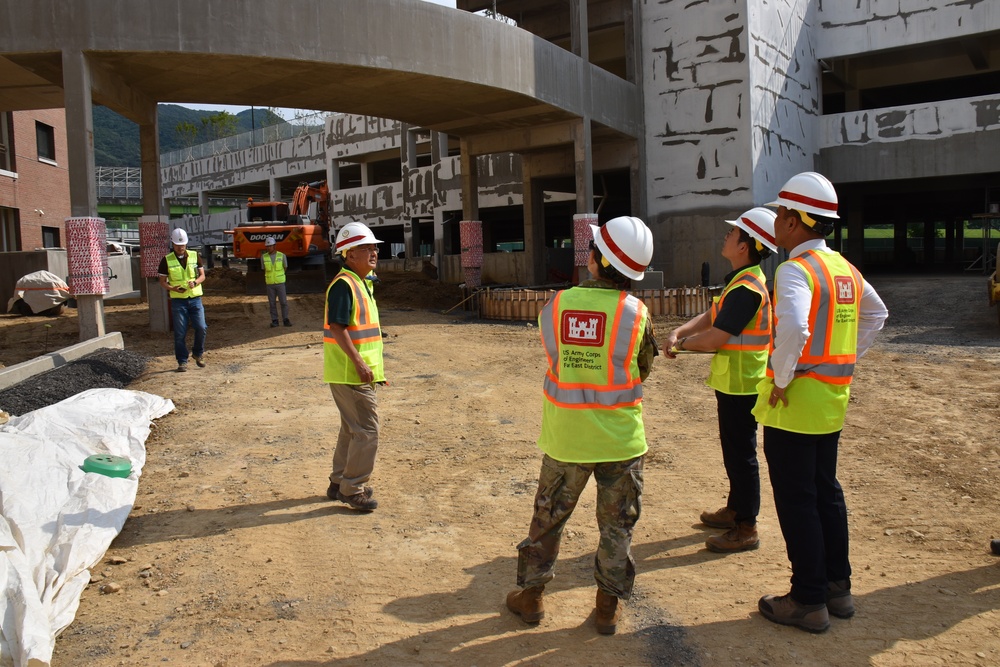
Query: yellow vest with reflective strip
165 251 203 299
323 269 385 384
262 251 286 285
752 250 862 434
706 265 771 395
536 286 648 463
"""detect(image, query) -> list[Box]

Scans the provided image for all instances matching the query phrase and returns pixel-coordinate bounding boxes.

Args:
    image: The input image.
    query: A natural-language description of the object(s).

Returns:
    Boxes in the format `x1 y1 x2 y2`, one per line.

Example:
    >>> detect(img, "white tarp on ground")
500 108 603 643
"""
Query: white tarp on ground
0 388 173 667
5 271 70 315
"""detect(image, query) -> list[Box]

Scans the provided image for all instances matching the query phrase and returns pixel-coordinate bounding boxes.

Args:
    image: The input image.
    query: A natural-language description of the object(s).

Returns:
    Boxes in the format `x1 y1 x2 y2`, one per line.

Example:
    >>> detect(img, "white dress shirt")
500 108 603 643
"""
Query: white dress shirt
771 240 889 389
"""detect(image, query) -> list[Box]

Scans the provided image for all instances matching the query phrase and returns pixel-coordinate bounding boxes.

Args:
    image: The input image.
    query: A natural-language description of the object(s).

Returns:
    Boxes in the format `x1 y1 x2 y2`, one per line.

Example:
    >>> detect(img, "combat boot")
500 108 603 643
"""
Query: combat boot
506 585 544 623
595 589 620 635
706 521 759 553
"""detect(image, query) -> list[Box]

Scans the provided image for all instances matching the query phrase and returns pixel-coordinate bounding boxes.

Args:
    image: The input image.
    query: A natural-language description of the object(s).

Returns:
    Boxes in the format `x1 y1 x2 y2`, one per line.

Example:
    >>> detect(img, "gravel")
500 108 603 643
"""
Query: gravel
0 348 149 416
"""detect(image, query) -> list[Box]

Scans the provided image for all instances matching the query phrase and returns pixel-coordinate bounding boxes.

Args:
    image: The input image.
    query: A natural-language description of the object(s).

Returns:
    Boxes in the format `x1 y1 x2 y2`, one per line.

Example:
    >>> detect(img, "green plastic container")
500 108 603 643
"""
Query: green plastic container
81 454 132 478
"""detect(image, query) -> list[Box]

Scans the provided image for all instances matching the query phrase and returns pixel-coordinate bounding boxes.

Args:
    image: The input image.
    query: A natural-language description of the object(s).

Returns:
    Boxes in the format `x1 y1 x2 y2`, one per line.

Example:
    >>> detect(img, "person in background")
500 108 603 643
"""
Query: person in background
753 172 888 633
158 227 207 373
323 221 386 512
664 207 778 554
506 215 657 635
262 236 291 327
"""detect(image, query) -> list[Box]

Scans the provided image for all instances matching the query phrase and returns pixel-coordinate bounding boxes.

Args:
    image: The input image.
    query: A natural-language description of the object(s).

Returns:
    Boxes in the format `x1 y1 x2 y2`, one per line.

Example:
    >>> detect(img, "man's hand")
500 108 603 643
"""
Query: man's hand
354 360 374 384
768 385 788 408
664 331 679 359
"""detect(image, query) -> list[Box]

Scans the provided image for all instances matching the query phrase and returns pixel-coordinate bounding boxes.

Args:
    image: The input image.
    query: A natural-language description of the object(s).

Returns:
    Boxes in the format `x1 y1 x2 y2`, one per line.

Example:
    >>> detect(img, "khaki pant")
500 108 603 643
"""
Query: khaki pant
328 383 379 496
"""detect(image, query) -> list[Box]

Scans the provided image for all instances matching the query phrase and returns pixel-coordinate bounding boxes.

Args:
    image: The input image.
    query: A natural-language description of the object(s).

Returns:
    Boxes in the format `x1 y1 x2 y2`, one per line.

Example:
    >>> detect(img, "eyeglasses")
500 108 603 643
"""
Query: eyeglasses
352 246 379 254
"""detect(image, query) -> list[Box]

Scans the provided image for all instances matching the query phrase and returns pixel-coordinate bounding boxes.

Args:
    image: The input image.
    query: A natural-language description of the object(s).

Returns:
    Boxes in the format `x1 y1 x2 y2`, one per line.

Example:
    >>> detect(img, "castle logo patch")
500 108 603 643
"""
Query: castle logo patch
561 310 606 347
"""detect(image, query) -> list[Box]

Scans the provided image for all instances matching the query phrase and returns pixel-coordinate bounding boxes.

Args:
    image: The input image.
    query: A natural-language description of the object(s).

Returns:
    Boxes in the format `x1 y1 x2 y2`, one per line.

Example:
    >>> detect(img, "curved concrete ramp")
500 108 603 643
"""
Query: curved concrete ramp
0 0 638 138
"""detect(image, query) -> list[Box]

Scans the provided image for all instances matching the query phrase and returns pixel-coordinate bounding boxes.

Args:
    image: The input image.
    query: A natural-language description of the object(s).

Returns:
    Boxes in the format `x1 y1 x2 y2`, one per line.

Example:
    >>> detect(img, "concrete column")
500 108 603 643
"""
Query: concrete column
139 217 170 333
432 207 446 273
61 49 104 340
846 206 864 268
893 217 909 269
460 220 483 287
522 159 545 285
198 191 210 218
573 118 594 216
573 213 597 284
269 178 281 202
138 100 170 334
361 162 371 188
945 219 955 268
403 219 417 259
431 131 449 164
327 160 341 191
459 139 479 222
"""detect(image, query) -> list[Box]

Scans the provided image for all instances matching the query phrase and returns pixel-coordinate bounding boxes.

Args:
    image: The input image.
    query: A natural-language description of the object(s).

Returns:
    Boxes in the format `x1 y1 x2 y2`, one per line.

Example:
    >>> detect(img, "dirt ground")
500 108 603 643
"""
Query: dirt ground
2 270 999 667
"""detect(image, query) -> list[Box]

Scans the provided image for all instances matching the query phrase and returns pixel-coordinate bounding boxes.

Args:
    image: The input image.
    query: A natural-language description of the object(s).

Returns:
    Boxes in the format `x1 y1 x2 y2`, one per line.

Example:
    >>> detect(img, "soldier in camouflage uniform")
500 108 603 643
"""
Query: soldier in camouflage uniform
507 216 657 635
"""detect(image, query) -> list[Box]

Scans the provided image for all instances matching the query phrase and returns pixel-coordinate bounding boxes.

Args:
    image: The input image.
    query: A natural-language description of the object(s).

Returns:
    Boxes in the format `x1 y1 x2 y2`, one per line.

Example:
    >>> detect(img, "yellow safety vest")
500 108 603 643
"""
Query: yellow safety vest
261 251 286 285
165 251 203 299
323 269 385 385
752 250 863 434
707 265 771 395
536 286 648 463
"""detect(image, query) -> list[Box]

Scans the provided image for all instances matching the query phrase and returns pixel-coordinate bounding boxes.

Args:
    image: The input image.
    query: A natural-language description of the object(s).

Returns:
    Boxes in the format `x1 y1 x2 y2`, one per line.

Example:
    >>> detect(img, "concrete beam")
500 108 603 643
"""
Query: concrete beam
0 332 124 393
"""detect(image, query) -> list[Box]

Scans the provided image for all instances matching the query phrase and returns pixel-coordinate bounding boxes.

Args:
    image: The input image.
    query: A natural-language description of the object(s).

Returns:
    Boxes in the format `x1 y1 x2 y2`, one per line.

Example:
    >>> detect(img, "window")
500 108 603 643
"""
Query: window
36 121 55 162
0 207 17 251
0 112 12 173
41 226 60 248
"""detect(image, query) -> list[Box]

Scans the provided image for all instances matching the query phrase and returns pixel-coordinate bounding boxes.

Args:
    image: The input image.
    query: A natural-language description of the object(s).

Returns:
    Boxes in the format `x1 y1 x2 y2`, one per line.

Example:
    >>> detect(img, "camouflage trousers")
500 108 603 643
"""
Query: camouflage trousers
516 454 643 599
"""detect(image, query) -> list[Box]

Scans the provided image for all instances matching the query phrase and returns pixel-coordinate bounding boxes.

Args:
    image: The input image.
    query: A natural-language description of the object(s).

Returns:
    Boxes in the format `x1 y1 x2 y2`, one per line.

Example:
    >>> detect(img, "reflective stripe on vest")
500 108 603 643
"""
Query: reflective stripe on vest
165 251 203 299
766 250 862 385
539 289 644 409
710 266 771 351
262 252 286 285
323 272 381 345
322 269 384 384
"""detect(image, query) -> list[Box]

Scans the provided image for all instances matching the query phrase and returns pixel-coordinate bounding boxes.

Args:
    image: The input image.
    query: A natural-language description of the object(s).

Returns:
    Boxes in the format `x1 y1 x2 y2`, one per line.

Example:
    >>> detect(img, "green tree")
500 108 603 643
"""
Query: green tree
174 121 200 147
200 111 239 141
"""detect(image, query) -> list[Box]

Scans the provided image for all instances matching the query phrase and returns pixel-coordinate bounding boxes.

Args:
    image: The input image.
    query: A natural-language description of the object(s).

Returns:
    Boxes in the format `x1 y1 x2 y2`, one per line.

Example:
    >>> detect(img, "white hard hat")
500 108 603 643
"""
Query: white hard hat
767 171 839 220
589 215 653 281
335 221 383 254
170 228 189 245
726 207 778 253
264 236 276 247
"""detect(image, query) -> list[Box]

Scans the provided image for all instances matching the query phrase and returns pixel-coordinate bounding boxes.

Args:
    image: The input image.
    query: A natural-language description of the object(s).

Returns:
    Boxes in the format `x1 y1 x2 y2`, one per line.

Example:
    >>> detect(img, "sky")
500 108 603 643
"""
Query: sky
181 0 457 119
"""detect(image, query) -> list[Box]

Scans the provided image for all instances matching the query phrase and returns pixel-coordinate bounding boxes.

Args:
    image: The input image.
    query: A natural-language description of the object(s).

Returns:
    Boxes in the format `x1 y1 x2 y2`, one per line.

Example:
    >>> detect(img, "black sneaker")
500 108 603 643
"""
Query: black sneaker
270 320 279 328
336 490 378 511
283 319 292 327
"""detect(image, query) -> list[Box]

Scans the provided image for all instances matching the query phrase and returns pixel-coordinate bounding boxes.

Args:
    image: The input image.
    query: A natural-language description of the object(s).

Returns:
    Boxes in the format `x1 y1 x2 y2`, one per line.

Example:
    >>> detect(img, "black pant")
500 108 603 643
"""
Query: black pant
715 391 760 524
763 426 851 605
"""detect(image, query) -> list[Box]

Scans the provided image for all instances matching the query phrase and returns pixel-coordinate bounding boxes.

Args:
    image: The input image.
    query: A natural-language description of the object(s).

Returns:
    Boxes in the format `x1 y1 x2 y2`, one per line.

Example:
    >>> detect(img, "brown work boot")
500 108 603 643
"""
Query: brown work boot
506 585 544 623
336 489 378 511
700 506 737 529
826 580 855 619
758 593 830 633
595 589 620 635
706 521 760 553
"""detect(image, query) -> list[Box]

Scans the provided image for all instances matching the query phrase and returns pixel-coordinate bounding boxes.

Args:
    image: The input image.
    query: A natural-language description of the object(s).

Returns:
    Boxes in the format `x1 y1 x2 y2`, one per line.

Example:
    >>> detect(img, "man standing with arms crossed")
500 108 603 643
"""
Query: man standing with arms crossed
506 215 657 635
261 236 291 328
323 222 385 512
664 207 778 553
753 172 888 633
158 227 207 373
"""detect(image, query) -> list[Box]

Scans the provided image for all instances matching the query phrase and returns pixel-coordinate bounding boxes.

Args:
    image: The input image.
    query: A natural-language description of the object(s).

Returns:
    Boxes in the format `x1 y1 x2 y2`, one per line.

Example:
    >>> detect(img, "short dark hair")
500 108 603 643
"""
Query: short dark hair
737 228 771 263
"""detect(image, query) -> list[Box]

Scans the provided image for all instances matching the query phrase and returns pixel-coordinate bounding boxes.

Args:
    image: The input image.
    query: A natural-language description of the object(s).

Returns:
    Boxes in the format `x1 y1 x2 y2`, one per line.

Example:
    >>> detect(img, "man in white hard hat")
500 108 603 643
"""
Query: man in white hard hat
158 227 208 372
753 172 888 633
507 215 657 635
322 222 386 512
664 207 778 553
261 236 291 328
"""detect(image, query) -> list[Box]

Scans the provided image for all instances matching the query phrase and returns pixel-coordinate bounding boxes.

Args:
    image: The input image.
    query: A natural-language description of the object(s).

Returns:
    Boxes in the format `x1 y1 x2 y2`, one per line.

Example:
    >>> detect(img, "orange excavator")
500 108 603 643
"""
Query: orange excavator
225 180 333 292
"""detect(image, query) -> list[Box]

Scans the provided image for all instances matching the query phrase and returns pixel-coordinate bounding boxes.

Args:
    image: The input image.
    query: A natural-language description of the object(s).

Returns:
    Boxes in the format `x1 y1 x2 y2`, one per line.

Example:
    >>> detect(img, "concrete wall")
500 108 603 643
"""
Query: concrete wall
816 0 1000 60
162 131 326 199
0 110 71 250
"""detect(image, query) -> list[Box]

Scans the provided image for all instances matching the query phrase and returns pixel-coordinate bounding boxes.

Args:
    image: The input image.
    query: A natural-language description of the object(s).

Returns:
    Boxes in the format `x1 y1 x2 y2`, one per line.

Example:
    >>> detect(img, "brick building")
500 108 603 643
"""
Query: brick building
0 109 71 251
